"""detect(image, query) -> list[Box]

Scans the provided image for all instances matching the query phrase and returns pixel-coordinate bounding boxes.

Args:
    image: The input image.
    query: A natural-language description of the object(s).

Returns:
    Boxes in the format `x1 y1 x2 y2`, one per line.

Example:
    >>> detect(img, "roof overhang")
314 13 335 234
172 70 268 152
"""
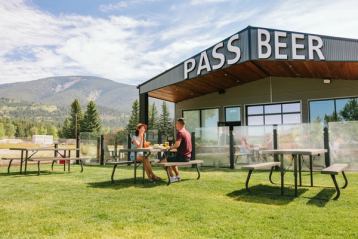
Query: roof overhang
138 26 358 102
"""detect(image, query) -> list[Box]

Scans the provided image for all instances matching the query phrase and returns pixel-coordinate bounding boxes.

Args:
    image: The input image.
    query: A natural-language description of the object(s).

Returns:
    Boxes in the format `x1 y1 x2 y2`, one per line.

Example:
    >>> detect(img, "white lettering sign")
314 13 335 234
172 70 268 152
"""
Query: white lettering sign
197 51 212 75
274 31 287 59
227 34 241 64
184 59 196 79
183 28 326 79
258 29 271 59
212 42 225 70
291 33 305 60
308 35 325 60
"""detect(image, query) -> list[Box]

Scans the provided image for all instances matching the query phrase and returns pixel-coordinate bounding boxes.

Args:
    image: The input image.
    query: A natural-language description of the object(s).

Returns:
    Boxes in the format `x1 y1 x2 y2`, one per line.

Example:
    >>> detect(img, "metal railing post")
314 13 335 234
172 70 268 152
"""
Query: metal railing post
127 134 131 161
191 132 196 161
76 133 80 164
229 126 235 169
100 135 104 165
114 136 118 160
273 125 278 162
96 136 100 162
324 126 330 167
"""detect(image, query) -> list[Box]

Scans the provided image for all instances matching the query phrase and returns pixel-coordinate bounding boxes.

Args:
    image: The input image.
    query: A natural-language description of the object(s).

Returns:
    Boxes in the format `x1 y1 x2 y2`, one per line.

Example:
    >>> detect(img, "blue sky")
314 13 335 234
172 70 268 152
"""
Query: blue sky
1 0 358 85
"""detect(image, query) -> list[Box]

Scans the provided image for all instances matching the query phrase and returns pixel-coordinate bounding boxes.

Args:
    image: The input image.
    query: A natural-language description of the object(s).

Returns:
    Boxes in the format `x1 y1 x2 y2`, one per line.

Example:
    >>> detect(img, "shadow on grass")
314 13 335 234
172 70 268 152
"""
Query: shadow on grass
0 170 73 177
306 188 336 207
87 177 188 190
227 184 308 205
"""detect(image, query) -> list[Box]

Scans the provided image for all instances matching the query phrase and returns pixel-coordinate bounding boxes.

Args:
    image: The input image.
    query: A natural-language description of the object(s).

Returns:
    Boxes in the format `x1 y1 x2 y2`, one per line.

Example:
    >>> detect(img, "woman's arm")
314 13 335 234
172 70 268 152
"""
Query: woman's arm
132 136 142 148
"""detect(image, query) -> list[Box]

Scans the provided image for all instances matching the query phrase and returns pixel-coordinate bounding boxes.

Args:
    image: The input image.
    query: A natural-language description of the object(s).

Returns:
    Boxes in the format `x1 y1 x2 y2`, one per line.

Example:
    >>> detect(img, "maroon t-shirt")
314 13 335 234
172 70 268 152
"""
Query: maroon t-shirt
176 128 192 159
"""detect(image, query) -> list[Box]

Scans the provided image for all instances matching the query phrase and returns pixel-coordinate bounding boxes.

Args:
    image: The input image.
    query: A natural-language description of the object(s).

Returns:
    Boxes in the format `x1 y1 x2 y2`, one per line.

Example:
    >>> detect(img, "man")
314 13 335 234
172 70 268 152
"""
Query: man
165 118 192 183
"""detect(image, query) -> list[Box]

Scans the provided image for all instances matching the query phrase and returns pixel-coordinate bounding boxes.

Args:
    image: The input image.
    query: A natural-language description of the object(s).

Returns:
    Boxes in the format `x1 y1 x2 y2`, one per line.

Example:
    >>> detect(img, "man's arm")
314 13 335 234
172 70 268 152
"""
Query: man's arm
170 139 181 150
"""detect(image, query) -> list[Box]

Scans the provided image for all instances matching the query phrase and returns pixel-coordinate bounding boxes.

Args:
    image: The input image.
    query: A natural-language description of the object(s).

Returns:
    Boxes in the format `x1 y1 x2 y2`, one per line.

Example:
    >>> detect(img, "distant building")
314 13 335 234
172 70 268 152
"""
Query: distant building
32 135 53 145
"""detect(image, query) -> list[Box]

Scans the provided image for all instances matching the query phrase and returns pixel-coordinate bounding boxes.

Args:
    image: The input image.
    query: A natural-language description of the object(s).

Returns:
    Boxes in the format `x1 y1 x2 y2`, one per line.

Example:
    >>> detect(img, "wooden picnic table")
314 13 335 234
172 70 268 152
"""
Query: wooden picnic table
8 147 79 174
260 149 327 197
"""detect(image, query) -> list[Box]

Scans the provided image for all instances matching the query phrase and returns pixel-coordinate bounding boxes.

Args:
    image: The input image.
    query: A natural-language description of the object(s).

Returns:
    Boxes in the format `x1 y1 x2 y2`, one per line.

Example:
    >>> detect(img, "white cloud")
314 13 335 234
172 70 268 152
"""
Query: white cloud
1 0 358 86
99 1 129 12
189 0 230 5
99 0 160 12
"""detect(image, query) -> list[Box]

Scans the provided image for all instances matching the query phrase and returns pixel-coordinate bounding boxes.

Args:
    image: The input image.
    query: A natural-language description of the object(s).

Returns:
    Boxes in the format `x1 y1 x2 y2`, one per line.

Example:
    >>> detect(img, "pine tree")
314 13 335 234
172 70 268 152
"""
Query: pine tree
60 118 72 138
126 100 139 131
61 99 83 138
148 103 159 130
158 101 173 137
340 99 358 121
82 101 101 133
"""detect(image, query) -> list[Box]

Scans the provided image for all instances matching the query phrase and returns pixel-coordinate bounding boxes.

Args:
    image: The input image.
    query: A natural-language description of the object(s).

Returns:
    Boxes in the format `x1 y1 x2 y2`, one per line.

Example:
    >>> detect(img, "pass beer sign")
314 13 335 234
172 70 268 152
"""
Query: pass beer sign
184 28 325 79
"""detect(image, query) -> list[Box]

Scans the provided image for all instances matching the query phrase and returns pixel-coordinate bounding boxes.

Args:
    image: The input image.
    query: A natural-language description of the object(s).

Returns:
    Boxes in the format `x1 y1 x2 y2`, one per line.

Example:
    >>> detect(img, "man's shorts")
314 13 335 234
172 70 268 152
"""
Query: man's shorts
167 154 190 162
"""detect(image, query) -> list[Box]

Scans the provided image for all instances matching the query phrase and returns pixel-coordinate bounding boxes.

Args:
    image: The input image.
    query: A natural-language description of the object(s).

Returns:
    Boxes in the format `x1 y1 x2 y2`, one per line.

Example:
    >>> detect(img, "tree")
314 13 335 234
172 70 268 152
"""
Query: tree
60 118 72 138
324 112 340 123
0 123 5 138
158 101 173 137
148 103 159 129
30 126 38 136
340 99 358 121
126 100 139 131
61 99 83 138
82 101 101 133
47 125 58 138
4 122 16 137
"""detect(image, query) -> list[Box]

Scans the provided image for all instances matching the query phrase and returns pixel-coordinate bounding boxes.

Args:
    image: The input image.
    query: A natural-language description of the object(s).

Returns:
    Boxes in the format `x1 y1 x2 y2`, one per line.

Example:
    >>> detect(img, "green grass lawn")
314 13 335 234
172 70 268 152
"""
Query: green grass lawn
0 164 357 239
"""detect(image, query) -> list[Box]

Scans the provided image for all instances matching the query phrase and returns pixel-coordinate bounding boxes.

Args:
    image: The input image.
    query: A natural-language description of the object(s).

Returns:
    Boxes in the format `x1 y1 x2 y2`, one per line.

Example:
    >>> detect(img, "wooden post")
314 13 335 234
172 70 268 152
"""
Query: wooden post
54 143 58 157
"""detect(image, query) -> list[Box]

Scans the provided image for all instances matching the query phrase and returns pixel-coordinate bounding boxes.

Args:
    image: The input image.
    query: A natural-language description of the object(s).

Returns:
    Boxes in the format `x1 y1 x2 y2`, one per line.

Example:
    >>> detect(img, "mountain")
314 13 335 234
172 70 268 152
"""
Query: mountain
0 76 174 129
0 76 138 113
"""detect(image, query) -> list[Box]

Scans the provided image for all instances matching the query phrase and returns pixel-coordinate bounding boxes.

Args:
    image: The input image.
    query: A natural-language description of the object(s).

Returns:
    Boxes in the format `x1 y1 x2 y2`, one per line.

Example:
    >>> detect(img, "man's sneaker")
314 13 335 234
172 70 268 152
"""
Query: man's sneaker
175 176 181 181
169 177 178 183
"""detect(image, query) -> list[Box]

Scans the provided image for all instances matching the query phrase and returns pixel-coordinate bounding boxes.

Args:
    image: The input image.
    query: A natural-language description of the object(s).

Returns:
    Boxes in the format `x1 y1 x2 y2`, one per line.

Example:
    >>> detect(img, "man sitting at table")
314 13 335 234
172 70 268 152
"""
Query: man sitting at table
164 118 192 183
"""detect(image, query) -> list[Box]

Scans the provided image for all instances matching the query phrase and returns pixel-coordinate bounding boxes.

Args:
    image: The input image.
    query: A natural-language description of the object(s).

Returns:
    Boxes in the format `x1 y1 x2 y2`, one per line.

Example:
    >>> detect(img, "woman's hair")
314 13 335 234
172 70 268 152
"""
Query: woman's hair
135 123 147 136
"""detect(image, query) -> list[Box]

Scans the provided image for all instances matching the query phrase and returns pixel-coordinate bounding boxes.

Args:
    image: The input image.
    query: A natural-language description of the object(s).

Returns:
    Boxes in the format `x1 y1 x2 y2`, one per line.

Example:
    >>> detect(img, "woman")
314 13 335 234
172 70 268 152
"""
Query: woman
131 123 160 181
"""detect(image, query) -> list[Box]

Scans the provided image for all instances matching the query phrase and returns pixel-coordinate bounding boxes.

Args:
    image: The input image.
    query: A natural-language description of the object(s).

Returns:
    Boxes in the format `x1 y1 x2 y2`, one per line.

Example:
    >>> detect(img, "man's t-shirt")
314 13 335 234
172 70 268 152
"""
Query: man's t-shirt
176 128 192 159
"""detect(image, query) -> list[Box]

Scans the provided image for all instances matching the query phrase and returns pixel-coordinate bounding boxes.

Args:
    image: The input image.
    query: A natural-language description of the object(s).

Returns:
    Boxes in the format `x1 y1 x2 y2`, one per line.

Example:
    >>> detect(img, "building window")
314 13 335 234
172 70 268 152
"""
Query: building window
183 108 219 132
182 110 200 133
201 109 219 127
225 106 241 122
246 102 301 126
309 97 358 122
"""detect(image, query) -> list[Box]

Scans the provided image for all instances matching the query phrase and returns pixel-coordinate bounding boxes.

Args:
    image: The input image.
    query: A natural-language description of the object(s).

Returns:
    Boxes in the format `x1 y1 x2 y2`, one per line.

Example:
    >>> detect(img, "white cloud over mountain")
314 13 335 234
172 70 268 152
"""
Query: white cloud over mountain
0 0 358 85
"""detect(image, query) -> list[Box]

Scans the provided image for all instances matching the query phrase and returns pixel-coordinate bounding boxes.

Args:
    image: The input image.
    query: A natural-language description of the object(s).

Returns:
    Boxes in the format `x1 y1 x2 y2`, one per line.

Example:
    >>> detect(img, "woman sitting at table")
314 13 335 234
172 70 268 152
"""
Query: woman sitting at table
131 123 160 181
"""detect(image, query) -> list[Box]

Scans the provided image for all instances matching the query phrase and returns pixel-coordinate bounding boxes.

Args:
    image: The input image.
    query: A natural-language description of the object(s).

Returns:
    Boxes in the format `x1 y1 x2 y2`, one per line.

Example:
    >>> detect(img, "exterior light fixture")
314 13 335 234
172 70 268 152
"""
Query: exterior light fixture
323 79 331 84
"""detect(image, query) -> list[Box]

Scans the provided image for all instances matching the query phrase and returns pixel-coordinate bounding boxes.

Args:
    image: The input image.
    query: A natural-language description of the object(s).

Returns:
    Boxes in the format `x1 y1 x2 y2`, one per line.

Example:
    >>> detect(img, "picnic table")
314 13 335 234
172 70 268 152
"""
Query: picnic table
111 146 176 183
8 147 79 174
260 149 327 197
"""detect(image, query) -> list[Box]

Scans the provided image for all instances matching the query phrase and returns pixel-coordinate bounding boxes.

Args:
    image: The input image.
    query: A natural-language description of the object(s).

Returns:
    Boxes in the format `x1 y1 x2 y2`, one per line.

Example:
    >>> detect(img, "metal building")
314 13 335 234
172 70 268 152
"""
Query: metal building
137 26 358 129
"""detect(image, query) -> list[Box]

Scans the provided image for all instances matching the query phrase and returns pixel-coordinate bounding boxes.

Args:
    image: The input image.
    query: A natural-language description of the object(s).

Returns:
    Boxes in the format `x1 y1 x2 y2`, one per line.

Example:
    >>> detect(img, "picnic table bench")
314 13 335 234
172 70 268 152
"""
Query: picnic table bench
157 160 204 185
260 149 326 197
242 162 280 191
321 163 349 200
3 147 80 174
109 147 169 183
107 159 158 183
